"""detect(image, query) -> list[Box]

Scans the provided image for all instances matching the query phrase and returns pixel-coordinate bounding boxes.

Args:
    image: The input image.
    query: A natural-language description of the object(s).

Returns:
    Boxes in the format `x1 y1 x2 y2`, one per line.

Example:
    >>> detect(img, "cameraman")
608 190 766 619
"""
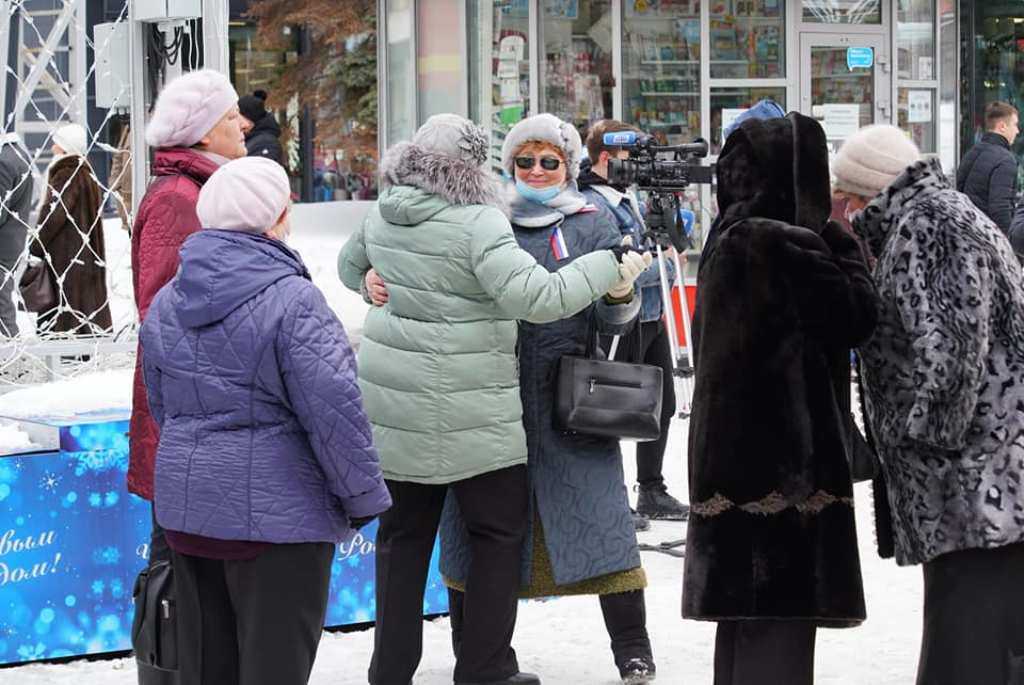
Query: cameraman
579 120 689 523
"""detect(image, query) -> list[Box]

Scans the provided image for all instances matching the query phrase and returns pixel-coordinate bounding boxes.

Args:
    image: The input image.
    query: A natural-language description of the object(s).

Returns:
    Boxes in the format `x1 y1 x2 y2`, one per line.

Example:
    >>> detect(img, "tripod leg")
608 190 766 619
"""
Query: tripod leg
655 244 680 371
671 249 694 371
608 335 621 361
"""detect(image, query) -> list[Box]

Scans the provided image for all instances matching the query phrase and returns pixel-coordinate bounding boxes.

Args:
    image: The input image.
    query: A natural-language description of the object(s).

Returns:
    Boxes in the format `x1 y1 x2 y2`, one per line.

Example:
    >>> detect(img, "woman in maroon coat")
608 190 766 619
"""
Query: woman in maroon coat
128 69 247 502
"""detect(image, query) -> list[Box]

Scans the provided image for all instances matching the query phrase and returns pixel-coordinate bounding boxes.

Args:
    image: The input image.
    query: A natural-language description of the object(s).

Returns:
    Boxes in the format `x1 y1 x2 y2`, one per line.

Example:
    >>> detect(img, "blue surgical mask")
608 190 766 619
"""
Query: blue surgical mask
515 179 561 204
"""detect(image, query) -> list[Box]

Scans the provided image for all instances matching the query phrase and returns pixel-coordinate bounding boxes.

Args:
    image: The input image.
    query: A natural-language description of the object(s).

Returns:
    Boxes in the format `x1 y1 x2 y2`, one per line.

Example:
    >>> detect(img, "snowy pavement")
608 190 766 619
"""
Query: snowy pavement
3 419 924 684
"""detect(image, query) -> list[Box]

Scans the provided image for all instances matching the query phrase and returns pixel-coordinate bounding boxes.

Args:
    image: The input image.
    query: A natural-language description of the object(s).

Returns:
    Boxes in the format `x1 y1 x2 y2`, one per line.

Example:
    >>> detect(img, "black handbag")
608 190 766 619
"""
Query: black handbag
18 261 56 314
131 560 178 674
554 320 664 441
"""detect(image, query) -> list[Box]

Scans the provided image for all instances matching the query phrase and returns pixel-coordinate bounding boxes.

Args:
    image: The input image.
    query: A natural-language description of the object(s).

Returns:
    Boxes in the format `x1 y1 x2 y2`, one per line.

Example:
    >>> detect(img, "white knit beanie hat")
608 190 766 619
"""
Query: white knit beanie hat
146 69 239 149
832 124 921 198
52 124 88 157
501 113 583 180
196 157 290 232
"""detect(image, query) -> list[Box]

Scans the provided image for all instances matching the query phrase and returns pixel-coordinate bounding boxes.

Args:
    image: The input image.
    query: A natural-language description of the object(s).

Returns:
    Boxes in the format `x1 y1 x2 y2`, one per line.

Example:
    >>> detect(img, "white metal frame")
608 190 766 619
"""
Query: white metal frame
0 1 14 124
9 0 89 139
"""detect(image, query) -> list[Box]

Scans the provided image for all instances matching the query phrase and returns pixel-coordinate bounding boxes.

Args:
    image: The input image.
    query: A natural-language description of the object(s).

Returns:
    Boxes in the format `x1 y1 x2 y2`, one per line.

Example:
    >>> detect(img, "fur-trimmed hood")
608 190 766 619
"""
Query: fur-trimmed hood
380 141 507 214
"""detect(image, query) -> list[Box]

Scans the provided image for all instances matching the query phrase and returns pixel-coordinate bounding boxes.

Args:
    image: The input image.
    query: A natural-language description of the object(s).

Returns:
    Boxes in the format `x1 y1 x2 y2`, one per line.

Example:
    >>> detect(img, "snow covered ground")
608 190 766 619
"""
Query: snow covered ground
1 206 926 683
3 419 924 684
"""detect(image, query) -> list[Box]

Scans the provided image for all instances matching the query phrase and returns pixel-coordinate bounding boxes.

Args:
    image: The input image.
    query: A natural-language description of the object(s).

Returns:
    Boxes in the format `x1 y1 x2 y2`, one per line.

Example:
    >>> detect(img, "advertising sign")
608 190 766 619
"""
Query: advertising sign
0 419 447 666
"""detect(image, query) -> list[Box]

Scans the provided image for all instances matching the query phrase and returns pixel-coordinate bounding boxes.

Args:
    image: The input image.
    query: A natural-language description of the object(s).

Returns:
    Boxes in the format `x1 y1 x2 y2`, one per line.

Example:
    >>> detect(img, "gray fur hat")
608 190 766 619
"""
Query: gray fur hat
380 113 505 210
501 113 583 180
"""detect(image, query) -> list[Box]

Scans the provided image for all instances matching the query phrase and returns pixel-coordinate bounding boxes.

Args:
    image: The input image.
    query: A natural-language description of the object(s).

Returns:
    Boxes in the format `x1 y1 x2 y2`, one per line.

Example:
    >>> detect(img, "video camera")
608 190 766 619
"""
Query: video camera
604 131 714 252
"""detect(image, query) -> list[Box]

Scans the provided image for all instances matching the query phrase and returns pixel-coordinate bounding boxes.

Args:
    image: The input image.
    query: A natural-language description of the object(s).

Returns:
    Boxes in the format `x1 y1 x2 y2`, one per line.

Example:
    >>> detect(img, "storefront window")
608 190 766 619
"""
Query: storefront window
622 0 701 145
897 0 935 81
539 0 613 138
810 46 876 150
802 0 881 24
386 0 415 145
710 1 786 79
710 87 786 154
938 0 956 171
417 0 464 121
469 0 530 175
898 87 936 152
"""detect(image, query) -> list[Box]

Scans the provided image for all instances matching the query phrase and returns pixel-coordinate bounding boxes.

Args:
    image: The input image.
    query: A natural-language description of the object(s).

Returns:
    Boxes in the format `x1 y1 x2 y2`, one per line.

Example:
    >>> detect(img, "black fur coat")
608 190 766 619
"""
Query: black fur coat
683 113 878 627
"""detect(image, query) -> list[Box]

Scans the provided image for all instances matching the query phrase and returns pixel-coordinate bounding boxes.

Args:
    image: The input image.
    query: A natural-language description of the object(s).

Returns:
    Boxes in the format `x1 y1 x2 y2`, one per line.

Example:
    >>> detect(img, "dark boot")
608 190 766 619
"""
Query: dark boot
619 657 657 684
455 673 541 685
636 483 689 521
631 509 651 532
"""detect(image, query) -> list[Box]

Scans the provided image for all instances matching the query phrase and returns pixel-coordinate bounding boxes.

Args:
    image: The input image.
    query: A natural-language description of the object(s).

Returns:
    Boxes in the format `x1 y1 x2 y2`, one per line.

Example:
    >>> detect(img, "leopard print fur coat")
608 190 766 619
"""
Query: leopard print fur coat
853 157 1024 566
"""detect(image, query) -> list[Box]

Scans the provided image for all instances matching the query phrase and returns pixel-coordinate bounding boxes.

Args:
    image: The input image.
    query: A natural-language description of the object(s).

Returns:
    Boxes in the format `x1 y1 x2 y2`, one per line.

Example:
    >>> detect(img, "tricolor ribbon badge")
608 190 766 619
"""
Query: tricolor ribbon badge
550 226 570 261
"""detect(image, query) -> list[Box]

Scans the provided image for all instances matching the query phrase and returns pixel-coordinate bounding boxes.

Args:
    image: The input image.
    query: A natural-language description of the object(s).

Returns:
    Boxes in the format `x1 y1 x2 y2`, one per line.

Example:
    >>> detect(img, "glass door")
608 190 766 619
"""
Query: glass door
800 33 891 153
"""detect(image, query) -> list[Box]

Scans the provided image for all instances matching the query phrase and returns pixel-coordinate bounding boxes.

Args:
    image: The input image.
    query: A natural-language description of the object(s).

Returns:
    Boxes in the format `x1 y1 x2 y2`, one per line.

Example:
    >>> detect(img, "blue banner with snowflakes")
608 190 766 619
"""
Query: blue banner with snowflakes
0 419 448 666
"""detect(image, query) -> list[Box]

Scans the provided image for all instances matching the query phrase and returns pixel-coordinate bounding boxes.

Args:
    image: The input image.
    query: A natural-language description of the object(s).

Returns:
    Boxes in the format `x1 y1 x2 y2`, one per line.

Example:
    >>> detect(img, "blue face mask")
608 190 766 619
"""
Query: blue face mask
515 179 561 204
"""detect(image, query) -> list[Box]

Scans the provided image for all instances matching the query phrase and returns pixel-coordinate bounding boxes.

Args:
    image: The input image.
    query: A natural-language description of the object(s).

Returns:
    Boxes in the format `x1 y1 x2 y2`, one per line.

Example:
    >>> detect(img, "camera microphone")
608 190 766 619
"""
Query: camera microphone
602 131 653 147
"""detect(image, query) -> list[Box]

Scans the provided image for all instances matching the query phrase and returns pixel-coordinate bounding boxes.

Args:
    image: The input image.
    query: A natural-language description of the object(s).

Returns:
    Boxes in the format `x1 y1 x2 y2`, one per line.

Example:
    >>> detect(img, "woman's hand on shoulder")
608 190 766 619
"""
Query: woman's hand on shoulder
365 268 389 306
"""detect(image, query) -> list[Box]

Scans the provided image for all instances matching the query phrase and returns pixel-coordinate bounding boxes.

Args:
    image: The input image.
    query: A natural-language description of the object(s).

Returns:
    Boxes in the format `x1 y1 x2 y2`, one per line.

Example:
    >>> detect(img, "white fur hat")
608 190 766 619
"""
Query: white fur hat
832 124 921 198
52 124 88 158
501 113 583 180
197 157 290 232
146 69 239 149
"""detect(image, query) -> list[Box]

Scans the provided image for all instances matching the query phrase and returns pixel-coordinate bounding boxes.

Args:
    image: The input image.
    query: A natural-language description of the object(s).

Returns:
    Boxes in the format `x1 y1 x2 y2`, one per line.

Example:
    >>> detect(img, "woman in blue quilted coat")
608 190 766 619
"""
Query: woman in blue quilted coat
140 157 391 685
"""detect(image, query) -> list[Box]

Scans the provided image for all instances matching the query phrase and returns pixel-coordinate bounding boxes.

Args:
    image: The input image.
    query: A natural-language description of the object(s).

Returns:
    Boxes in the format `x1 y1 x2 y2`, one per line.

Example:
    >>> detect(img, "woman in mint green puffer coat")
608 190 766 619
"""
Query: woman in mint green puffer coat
337 113 649 685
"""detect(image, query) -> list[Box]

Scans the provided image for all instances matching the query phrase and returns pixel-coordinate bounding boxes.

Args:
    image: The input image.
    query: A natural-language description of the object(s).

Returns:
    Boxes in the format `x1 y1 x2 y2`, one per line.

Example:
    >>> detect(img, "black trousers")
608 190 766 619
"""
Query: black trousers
368 465 528 685
450 589 651 672
713 620 817 685
917 543 1024 685
633 320 676 487
171 542 334 685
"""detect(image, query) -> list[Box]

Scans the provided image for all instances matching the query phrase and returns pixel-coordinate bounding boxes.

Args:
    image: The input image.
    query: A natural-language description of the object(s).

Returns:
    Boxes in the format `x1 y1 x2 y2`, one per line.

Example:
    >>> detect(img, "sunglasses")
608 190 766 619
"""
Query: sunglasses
514 156 563 171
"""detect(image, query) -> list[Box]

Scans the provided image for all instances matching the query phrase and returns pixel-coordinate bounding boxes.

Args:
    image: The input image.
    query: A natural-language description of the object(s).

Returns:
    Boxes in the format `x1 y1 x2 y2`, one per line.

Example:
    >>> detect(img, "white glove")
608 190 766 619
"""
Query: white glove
607 250 653 299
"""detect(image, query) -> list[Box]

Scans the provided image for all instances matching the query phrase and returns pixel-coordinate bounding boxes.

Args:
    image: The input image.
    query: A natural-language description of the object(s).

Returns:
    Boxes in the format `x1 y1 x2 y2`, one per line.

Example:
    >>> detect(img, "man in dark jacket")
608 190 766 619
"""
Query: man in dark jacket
239 91 284 166
957 101 1019 233
578 120 688 526
0 133 33 336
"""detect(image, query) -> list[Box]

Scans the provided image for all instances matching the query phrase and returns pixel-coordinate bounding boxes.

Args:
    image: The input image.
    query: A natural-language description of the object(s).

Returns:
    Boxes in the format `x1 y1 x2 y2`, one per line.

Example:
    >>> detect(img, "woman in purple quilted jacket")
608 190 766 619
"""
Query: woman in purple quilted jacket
140 156 391 685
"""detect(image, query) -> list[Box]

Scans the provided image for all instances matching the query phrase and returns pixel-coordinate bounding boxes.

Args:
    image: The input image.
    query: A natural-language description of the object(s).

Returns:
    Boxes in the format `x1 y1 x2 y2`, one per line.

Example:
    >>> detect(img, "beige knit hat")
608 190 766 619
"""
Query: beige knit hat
831 124 921 198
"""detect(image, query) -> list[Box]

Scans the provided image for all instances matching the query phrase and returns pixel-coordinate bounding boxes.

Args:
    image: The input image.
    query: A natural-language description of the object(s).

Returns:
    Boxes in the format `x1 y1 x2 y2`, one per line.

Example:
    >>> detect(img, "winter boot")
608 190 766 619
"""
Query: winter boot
455 672 541 685
631 508 651 532
619 657 656 684
636 483 689 521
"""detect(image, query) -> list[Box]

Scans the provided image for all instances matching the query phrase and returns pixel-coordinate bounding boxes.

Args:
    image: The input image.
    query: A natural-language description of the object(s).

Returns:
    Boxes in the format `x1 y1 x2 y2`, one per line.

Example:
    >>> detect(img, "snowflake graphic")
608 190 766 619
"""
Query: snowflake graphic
91 580 105 596
39 471 60 492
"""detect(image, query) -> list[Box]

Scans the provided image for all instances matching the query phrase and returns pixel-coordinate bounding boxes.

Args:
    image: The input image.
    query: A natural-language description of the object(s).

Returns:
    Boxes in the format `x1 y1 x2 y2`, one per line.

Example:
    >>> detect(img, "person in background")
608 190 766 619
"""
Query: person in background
0 131 33 336
339 113 645 685
238 90 284 166
30 123 112 336
1010 202 1024 260
128 70 247 684
108 123 133 233
957 100 1019 234
141 156 390 684
441 112 657 685
578 118 688 526
834 124 1024 685
685 113 877 685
